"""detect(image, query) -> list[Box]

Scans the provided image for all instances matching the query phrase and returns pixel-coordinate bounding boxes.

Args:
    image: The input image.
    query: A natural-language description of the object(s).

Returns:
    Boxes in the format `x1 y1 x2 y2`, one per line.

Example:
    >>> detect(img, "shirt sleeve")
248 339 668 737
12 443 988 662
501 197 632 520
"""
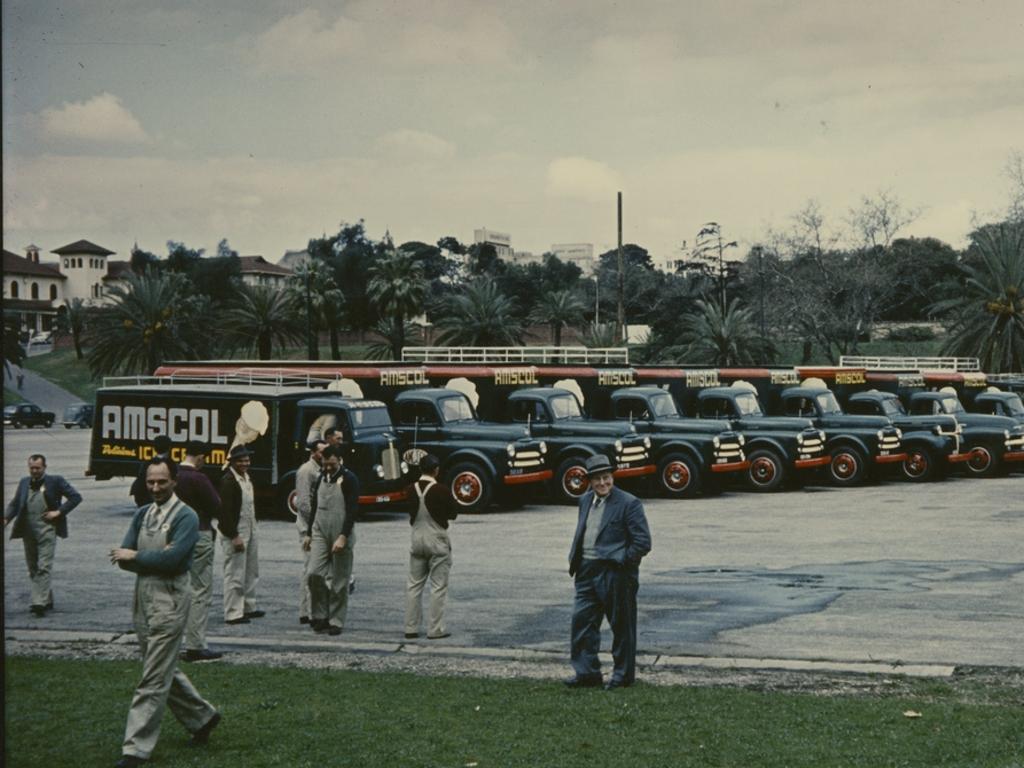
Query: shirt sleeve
341 470 360 537
133 509 200 575
55 476 83 515
117 508 145 573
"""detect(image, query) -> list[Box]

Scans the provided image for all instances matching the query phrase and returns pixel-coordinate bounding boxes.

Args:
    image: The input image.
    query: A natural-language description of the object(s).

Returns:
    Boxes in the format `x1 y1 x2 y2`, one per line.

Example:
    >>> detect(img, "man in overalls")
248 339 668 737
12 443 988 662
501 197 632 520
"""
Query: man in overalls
404 454 457 640
307 444 359 635
110 457 221 768
219 444 262 625
294 439 326 625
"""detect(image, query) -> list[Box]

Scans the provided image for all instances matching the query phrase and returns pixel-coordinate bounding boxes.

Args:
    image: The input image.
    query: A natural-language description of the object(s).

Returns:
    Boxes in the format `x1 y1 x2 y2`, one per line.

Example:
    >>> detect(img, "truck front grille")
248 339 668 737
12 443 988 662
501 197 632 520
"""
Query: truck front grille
510 449 545 470
714 436 745 463
878 428 902 454
380 445 402 480
617 442 649 466
798 428 826 458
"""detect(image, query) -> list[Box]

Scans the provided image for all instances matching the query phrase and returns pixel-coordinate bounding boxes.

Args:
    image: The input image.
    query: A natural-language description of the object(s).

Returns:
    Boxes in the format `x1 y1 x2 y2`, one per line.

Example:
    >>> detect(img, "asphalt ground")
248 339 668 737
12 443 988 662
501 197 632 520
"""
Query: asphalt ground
4 427 1022 676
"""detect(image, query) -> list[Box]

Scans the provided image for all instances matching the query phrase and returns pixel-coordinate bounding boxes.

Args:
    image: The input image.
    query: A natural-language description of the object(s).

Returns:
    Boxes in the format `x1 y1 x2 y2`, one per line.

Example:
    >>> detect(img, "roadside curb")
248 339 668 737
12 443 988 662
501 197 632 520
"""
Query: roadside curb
4 628 957 678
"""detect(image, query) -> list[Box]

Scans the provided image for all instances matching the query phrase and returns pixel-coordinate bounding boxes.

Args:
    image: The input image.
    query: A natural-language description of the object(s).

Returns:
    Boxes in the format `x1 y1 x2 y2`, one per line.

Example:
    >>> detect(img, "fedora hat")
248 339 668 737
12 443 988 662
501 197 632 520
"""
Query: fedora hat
584 454 614 477
227 444 255 461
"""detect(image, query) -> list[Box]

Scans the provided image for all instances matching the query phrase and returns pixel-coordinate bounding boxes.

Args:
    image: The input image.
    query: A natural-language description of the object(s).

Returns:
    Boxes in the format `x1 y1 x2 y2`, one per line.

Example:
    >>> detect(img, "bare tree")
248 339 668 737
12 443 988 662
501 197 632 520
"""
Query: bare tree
846 189 920 249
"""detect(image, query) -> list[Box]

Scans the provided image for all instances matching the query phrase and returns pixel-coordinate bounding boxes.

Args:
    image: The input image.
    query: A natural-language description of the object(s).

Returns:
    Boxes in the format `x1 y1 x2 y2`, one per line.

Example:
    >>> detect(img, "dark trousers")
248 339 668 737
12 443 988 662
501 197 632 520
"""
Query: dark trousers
570 559 639 684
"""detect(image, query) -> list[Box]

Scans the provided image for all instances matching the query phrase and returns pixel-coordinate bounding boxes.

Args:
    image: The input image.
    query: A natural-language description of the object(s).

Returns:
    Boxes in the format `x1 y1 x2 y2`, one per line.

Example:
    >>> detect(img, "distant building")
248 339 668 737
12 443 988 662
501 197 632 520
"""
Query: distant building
52 239 115 304
473 228 512 261
102 260 134 298
238 255 293 288
550 243 595 273
3 248 67 335
279 249 311 270
510 250 541 266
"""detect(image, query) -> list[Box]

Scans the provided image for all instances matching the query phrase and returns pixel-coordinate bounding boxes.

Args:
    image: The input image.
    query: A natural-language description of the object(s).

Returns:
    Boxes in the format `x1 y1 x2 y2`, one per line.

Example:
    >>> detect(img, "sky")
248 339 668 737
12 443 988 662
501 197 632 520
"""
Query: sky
3 0 1024 268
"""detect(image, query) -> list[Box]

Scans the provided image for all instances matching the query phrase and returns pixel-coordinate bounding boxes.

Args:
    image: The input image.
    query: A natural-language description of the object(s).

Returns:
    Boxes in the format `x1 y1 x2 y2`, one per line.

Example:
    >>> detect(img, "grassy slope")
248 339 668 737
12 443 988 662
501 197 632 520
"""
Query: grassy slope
5 657 1022 768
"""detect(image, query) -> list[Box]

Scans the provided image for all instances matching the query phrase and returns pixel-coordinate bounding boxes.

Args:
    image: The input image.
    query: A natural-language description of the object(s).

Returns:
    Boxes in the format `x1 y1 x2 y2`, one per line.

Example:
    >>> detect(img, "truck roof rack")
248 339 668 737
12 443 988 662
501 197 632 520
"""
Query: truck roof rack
838 356 981 372
401 346 630 364
102 372 345 389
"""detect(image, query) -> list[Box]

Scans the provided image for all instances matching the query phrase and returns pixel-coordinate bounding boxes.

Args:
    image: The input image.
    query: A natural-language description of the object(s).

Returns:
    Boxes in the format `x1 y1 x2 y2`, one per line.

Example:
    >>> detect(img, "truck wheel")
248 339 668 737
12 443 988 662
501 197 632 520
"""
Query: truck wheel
555 456 590 504
828 446 867 487
657 453 702 498
446 462 493 513
965 444 1001 478
65 424 74 430
45 418 54 428
277 477 298 520
902 447 938 482
746 449 785 492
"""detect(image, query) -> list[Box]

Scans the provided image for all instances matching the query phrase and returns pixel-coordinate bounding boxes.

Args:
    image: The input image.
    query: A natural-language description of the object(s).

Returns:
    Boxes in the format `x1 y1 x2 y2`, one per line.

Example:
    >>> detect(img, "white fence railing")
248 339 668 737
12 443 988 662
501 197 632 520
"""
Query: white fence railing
102 372 343 389
402 346 630 364
839 356 981 372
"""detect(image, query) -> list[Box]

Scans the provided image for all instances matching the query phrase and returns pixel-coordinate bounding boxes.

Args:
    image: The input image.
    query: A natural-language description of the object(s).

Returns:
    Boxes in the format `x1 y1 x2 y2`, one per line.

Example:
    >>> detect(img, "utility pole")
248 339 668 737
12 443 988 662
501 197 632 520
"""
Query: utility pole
617 191 625 345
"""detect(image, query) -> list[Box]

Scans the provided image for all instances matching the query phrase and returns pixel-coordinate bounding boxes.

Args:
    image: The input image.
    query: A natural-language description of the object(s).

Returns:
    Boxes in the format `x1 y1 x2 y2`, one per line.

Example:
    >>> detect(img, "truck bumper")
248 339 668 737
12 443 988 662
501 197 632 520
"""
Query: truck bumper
357 489 409 505
710 459 751 474
614 464 657 479
947 452 973 464
794 456 830 470
1003 450 1024 463
503 469 554 486
874 452 908 465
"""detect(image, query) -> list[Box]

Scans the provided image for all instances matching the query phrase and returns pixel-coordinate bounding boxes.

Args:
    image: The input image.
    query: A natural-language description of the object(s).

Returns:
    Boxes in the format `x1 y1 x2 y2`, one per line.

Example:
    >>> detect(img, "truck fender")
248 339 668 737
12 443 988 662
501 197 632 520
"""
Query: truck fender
654 440 703 466
442 448 499 480
824 435 871 457
550 444 600 466
742 436 791 459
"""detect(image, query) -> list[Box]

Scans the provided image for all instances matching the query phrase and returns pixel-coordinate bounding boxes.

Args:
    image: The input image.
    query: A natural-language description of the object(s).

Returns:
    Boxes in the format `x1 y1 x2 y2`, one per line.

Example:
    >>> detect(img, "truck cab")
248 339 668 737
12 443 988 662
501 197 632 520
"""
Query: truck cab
691 385 829 491
775 385 906 486
603 386 748 498
968 389 1024 424
392 388 552 512
845 389 968 481
497 387 655 503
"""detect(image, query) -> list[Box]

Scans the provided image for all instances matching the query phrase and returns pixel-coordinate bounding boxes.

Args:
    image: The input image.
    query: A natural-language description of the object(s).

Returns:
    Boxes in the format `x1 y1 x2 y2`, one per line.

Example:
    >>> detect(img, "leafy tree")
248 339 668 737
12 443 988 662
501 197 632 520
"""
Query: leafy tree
331 220 379 340
529 289 586 346
580 321 619 348
55 298 88 360
130 245 161 275
466 242 502 277
367 249 427 359
87 269 210 375
221 283 304 360
435 279 523 346
666 298 766 365
3 310 25 376
594 244 663 326
166 241 205 273
931 222 1024 372
366 319 424 361
883 237 961 320
289 260 345 360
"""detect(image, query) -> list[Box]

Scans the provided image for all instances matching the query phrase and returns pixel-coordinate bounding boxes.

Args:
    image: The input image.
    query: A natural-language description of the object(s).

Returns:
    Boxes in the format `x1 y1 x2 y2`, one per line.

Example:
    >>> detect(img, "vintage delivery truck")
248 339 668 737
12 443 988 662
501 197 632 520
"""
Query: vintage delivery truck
87 378 409 516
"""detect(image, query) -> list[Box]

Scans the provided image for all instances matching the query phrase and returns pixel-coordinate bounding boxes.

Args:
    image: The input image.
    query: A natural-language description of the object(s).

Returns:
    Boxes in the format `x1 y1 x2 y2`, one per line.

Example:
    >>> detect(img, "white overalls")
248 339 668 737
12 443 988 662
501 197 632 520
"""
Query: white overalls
122 500 217 759
222 471 259 621
23 486 56 609
308 473 355 629
404 477 452 638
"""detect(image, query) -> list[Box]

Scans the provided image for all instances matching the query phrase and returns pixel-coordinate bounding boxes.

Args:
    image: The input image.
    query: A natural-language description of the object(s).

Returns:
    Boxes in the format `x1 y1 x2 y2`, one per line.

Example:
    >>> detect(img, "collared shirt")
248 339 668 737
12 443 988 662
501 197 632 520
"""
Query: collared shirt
581 493 608 561
230 468 255 520
145 493 181 530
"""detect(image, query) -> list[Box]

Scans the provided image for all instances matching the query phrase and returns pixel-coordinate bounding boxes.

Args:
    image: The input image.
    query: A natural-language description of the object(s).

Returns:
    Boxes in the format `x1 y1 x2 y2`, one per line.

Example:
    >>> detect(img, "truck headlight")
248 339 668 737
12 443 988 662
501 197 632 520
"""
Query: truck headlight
896 428 903 439
876 429 884 440
506 443 516 457
539 441 547 454
374 464 385 478
643 436 651 448
401 461 409 474
614 439 623 452
712 436 721 449
797 433 805 445
738 434 746 446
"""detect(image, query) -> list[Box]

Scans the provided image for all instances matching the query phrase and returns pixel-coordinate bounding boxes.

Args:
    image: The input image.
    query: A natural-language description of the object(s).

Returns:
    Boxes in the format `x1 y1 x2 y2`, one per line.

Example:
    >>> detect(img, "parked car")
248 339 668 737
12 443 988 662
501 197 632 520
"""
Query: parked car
3 404 18 426
62 402 94 429
6 403 56 428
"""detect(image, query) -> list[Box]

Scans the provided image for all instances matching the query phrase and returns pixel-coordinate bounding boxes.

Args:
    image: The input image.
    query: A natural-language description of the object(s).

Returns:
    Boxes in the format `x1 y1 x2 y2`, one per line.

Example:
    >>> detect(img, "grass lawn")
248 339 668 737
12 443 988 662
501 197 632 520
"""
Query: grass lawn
4 386 25 405
22 348 101 402
5 657 1022 768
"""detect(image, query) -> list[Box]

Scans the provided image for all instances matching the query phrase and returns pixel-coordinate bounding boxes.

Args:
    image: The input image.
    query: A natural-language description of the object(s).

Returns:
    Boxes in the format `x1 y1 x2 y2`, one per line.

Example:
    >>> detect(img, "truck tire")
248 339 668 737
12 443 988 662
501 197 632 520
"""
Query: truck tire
746 449 786 492
554 456 591 504
65 424 74 430
656 452 702 498
901 446 938 482
828 445 867 487
277 476 298 520
965 444 1002 478
45 418 53 428
446 462 494 514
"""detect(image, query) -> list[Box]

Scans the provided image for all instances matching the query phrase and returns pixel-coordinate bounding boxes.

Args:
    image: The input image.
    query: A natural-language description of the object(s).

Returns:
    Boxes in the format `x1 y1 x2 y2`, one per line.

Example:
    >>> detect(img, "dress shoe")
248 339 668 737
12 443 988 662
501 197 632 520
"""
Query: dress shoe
188 711 221 746
348 578 356 595
299 615 310 625
327 625 342 636
182 648 223 662
225 616 250 625
404 632 419 639
115 754 147 767
604 679 630 691
563 675 603 689
244 610 266 619
426 632 451 640
311 619 329 633
30 605 46 617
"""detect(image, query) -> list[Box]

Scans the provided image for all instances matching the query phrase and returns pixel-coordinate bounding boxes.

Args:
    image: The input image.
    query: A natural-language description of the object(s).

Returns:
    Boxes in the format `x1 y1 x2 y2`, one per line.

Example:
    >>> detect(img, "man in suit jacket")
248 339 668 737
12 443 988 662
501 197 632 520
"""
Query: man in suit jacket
566 454 652 690
5 453 83 615
219 444 263 624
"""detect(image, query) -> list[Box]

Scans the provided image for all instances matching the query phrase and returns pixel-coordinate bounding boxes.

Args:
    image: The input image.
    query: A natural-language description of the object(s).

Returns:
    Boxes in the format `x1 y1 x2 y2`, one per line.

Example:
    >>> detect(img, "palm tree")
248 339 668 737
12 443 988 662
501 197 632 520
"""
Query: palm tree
222 283 304 360
581 321 620 348
529 289 585 346
87 269 209 375
931 223 1024 372
288 261 345 360
367 249 427 357
366 318 424 361
673 298 763 366
55 298 88 359
435 279 524 346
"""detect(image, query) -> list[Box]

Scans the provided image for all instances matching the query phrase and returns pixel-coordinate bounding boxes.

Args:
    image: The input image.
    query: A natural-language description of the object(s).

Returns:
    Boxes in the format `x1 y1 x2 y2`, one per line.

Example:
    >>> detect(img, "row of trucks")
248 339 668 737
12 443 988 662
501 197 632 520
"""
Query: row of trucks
85 351 1023 516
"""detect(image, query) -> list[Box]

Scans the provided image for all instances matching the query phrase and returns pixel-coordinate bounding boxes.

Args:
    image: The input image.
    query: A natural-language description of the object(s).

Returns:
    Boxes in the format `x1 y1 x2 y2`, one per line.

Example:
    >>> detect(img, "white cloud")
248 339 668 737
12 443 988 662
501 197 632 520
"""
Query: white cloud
38 93 149 144
251 8 363 73
545 157 621 203
373 129 456 163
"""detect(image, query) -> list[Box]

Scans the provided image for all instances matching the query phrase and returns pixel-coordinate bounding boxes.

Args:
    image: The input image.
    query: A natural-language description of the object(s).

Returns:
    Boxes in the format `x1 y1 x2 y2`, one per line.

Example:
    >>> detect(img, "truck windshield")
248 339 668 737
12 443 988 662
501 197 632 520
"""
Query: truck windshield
1005 395 1024 416
733 392 764 417
350 407 392 429
551 394 583 420
815 392 843 416
934 396 965 415
439 396 475 423
649 393 680 418
879 398 907 417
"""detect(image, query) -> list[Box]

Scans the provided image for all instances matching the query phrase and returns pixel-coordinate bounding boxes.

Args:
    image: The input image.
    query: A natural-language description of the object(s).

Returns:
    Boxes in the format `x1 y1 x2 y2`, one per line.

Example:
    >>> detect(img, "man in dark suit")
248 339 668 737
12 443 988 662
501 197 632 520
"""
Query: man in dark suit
566 454 652 690
5 453 83 615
